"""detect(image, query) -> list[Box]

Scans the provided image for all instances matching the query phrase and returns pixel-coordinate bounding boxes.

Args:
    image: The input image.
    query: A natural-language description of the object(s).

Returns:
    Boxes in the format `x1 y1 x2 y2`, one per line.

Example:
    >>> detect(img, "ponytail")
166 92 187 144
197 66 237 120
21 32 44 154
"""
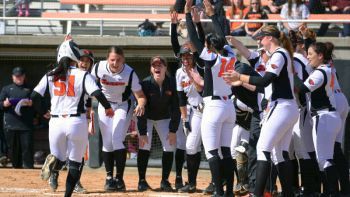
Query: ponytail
279 32 295 74
47 56 71 81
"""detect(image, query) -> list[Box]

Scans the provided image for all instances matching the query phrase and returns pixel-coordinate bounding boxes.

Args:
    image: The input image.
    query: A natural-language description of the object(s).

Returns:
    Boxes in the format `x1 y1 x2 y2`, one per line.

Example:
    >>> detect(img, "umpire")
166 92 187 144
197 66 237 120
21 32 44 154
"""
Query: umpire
0 67 35 168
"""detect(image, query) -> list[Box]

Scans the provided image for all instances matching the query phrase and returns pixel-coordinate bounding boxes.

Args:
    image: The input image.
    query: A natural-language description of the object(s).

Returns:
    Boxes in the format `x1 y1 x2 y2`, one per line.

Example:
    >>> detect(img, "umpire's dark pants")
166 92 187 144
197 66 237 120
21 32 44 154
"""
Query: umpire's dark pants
5 129 33 169
247 111 262 192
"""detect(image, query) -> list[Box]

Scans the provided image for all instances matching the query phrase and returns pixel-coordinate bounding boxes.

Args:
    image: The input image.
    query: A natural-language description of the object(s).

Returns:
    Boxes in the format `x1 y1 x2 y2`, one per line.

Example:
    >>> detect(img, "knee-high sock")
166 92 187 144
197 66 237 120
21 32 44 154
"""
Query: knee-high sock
309 152 321 193
102 151 114 177
187 152 201 185
221 147 234 194
276 160 294 197
175 149 185 178
162 151 174 181
208 155 224 195
291 159 299 190
114 149 127 180
334 142 350 194
323 165 339 195
254 160 271 196
65 160 82 197
137 149 150 181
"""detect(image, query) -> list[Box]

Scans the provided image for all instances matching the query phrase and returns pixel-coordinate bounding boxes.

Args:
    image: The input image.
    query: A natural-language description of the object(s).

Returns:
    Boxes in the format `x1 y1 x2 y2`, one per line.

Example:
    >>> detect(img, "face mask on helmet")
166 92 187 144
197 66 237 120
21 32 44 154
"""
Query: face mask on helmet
57 40 81 64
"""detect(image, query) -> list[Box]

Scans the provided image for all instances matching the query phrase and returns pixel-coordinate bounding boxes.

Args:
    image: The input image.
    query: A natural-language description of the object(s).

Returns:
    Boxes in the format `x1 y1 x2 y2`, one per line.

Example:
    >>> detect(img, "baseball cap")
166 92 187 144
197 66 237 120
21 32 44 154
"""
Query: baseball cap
178 46 193 56
253 30 280 40
150 56 167 66
12 67 25 76
80 49 94 64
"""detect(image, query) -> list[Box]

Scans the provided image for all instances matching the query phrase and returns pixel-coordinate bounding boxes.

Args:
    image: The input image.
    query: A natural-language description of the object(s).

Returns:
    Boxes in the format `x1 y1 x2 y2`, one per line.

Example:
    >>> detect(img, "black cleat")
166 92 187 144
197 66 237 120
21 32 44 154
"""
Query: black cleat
175 176 184 190
104 176 117 191
178 182 196 193
203 182 215 194
74 181 87 193
138 179 151 191
49 171 59 192
116 178 126 191
160 180 173 192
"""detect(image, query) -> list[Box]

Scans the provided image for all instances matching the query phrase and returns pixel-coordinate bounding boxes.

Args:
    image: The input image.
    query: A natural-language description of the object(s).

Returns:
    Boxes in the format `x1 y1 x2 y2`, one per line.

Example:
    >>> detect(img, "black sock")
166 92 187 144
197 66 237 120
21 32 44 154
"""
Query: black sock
175 149 185 178
77 158 84 184
221 147 234 194
162 151 174 181
309 152 321 193
277 160 294 196
291 159 299 190
114 149 126 180
208 155 223 195
254 160 271 196
334 142 350 194
193 152 201 184
187 154 197 185
65 160 82 197
323 165 339 195
137 149 150 181
102 151 114 177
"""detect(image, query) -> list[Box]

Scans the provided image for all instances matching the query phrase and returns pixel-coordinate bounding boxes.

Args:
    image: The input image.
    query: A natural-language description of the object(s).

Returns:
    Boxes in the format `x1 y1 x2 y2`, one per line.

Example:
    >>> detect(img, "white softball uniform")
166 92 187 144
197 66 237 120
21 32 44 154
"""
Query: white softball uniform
34 68 99 162
92 62 141 152
200 45 236 159
175 66 203 154
304 65 341 170
256 48 299 164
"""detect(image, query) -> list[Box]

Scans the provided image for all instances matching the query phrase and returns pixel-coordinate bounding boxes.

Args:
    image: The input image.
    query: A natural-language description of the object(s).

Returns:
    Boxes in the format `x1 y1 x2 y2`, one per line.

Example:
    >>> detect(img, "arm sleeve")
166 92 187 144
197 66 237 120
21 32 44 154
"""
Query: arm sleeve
85 97 92 108
169 80 181 133
303 70 325 92
33 75 48 97
209 14 228 44
30 91 47 115
196 22 205 45
249 72 277 87
294 74 311 95
177 91 187 107
186 13 204 54
171 23 181 56
90 90 111 109
131 72 142 92
265 52 285 76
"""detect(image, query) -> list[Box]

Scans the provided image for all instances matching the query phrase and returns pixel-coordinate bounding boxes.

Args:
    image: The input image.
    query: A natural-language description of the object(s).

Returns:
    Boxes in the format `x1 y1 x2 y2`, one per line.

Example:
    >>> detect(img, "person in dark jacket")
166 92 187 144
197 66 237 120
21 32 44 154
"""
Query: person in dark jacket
137 56 181 192
0 67 35 168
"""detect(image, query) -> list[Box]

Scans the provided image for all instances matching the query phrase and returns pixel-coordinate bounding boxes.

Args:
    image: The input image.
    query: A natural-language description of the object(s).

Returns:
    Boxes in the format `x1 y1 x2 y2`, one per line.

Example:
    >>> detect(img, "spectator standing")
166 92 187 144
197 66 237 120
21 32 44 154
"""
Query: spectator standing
16 0 31 17
321 0 350 37
280 0 310 31
244 0 268 36
138 19 157 36
307 0 328 36
0 67 35 169
226 0 249 36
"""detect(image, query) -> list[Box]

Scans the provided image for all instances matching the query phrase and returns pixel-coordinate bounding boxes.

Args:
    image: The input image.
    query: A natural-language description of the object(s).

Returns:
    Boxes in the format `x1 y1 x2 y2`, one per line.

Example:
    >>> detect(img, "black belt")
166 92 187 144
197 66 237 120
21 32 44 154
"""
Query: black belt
211 96 228 100
311 107 336 117
51 113 81 118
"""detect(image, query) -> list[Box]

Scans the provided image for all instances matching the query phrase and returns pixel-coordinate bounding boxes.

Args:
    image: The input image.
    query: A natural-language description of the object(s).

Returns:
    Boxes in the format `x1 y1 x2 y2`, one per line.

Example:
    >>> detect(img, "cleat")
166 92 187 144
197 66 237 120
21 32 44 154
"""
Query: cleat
74 181 87 193
49 171 58 192
175 176 184 190
160 180 173 192
178 182 196 193
116 178 126 191
138 179 151 191
203 182 215 194
41 154 57 181
104 176 117 191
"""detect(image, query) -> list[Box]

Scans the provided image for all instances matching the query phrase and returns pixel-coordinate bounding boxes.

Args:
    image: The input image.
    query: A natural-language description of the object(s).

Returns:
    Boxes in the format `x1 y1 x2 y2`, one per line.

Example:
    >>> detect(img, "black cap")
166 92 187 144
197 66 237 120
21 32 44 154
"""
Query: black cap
80 49 94 63
253 30 280 40
12 67 25 76
179 46 192 56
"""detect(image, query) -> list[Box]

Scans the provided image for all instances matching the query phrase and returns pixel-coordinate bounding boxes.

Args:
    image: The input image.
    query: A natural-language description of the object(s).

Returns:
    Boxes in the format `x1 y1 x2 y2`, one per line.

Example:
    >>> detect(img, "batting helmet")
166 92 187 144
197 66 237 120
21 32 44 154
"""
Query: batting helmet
57 40 80 63
80 49 94 65
34 151 46 165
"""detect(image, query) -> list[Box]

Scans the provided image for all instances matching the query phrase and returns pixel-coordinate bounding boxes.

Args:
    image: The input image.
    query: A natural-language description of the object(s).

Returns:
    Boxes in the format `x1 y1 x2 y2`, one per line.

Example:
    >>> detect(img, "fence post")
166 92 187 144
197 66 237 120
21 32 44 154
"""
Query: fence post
66 20 72 34
99 20 103 36
15 19 18 35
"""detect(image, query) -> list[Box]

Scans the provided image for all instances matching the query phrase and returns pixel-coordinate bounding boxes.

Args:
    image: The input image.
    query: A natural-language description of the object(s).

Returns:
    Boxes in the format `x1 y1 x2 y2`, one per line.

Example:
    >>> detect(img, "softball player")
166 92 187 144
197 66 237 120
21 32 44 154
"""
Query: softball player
186 1 236 195
91 46 146 191
224 25 299 196
33 40 114 197
296 42 342 196
137 56 180 192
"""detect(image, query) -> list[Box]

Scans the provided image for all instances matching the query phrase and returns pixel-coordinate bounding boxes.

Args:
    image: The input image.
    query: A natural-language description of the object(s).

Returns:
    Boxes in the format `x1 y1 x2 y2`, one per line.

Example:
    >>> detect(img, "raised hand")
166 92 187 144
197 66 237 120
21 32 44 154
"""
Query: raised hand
170 11 179 24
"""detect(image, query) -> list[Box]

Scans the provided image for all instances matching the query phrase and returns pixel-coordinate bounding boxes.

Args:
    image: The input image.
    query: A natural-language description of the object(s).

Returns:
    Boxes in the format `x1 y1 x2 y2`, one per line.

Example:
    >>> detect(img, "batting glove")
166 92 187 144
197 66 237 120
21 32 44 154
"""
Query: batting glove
182 118 191 136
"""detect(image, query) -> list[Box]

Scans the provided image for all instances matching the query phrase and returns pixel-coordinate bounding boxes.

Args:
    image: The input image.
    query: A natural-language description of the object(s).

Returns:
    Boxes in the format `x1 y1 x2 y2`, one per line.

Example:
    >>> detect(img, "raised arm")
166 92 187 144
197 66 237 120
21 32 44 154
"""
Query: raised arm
226 36 251 60
170 12 181 56
192 7 205 44
203 0 227 43
185 0 204 54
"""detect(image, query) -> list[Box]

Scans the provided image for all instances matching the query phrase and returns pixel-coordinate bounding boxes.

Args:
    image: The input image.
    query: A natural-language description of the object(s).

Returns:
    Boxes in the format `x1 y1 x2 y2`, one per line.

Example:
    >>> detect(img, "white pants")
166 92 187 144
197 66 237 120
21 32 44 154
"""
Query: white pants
231 125 249 158
49 115 88 162
176 120 186 150
312 110 341 170
201 98 236 159
291 107 315 160
257 99 298 164
139 119 175 152
186 107 202 155
98 102 129 152
335 92 350 143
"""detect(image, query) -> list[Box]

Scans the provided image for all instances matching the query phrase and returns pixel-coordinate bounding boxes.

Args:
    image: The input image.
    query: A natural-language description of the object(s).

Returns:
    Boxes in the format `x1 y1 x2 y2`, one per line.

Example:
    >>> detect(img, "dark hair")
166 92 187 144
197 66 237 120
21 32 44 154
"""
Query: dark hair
310 42 334 64
288 30 303 50
47 56 71 81
288 0 303 16
150 56 168 67
206 33 226 53
107 46 124 59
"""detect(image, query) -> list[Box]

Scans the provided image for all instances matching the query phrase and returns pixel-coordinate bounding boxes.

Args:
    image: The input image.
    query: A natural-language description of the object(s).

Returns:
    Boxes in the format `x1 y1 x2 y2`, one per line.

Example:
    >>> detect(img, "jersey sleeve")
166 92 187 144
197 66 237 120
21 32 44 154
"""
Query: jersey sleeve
303 70 325 92
175 69 184 91
266 52 285 76
293 60 303 80
84 73 100 95
131 72 142 92
301 4 310 19
33 75 48 96
200 47 217 61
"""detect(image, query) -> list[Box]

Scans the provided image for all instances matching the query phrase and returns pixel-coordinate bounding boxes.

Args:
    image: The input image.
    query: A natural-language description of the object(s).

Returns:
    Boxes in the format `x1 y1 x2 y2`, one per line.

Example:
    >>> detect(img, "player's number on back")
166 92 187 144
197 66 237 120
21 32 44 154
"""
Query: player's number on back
218 58 236 77
54 75 75 96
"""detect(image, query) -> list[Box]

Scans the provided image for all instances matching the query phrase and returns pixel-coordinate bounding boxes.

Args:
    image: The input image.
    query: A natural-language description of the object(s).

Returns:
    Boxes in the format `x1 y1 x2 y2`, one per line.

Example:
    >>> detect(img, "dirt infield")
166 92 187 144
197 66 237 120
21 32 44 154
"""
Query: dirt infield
0 166 214 196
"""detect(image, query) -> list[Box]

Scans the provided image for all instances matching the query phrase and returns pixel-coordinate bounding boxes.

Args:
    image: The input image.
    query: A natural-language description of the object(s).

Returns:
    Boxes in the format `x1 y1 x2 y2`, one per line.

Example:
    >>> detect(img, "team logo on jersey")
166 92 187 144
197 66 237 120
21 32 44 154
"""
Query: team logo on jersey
256 64 266 72
165 90 172 96
308 79 315 85
100 78 126 86
270 64 278 69
181 81 191 88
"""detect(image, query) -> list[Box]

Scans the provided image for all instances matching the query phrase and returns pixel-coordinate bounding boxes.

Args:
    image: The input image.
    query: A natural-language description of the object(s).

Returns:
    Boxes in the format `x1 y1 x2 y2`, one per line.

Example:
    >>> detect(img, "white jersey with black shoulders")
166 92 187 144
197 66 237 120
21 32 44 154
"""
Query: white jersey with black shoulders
92 61 141 103
176 66 203 107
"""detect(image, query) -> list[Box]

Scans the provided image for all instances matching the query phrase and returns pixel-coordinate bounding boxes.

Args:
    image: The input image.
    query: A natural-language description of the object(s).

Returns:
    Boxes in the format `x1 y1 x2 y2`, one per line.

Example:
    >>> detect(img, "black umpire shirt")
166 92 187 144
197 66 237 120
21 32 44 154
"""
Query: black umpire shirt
137 75 181 135
0 83 34 130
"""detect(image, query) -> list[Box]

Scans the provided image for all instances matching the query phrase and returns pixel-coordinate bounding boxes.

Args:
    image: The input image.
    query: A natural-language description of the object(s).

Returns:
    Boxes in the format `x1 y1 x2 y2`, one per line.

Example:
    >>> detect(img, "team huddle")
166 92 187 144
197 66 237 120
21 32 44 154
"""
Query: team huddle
29 0 349 197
